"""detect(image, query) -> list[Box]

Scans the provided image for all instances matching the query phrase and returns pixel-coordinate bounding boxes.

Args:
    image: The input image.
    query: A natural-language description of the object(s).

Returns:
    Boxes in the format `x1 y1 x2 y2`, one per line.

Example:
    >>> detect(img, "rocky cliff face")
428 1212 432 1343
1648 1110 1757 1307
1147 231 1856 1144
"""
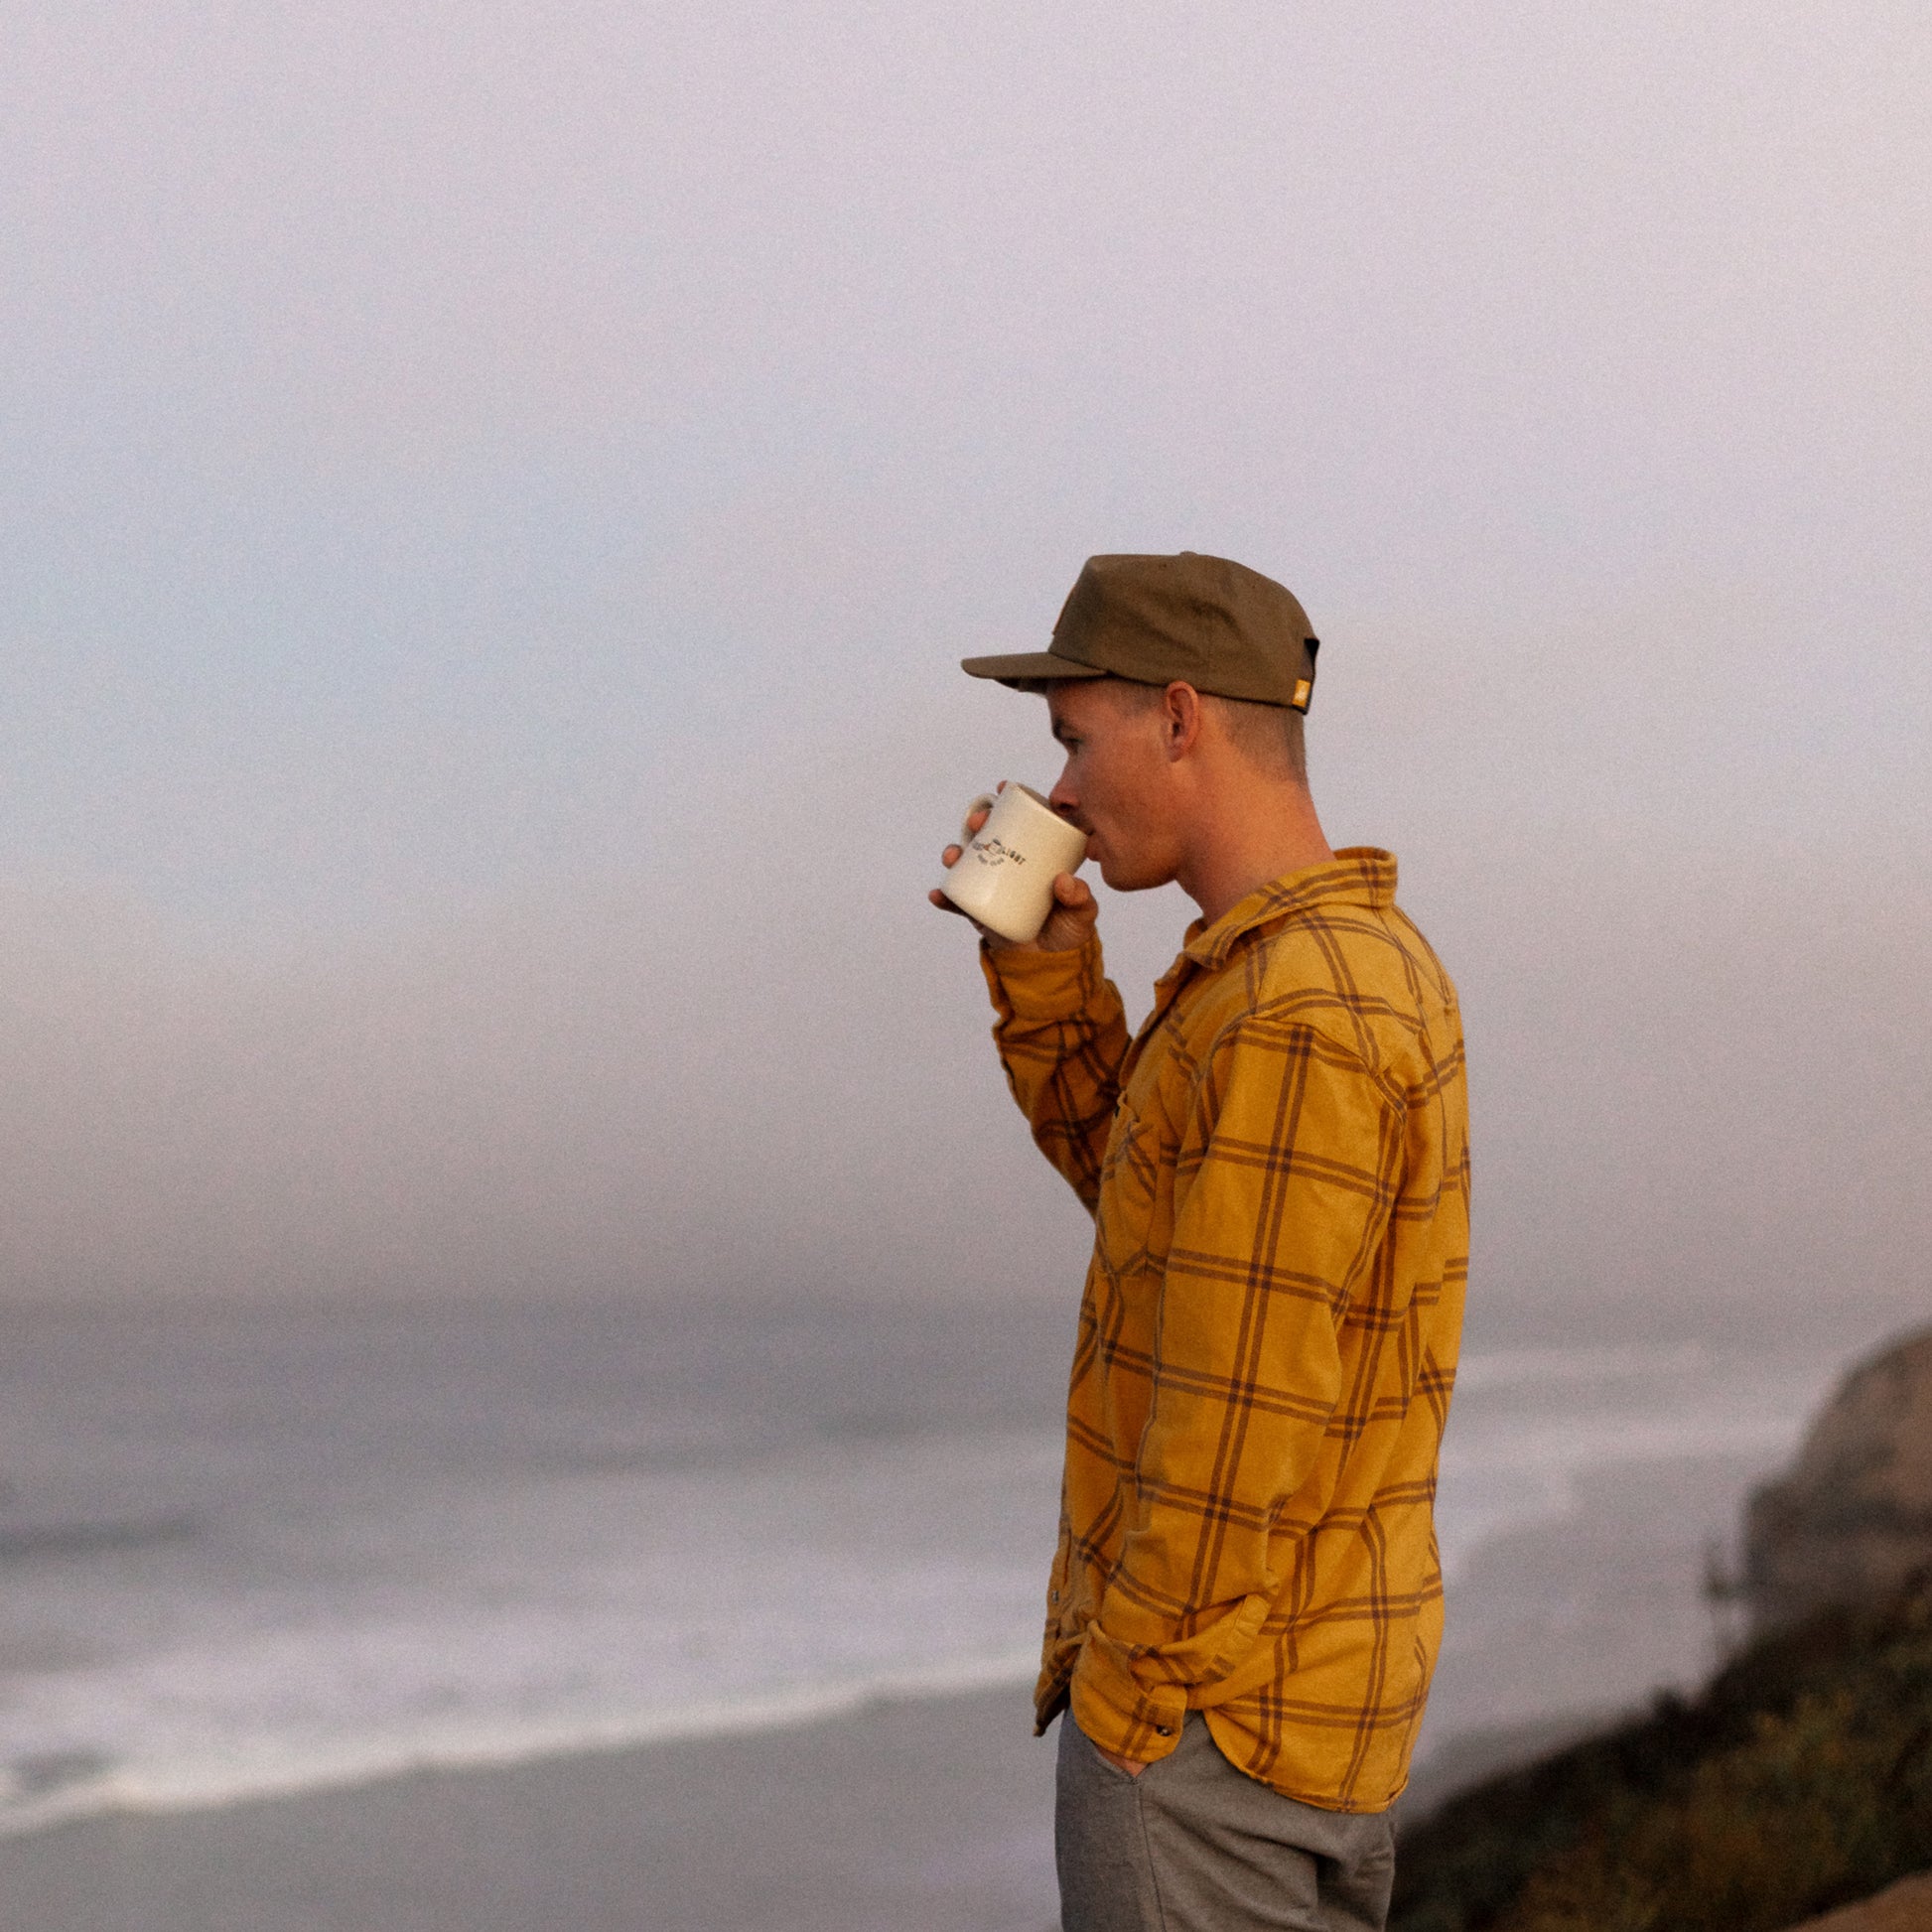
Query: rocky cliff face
1746 1326 1932 1631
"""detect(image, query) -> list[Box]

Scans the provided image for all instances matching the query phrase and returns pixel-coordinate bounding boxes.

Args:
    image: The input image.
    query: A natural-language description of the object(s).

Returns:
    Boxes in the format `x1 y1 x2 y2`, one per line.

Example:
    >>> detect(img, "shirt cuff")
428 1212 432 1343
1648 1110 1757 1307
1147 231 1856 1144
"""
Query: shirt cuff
979 932 1105 1023
1069 1627 1187 1766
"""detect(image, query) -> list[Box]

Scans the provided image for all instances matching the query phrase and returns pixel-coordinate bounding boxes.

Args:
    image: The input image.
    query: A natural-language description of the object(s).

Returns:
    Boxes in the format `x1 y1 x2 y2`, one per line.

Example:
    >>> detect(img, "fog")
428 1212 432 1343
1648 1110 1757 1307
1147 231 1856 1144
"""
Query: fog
2 2 1927 1337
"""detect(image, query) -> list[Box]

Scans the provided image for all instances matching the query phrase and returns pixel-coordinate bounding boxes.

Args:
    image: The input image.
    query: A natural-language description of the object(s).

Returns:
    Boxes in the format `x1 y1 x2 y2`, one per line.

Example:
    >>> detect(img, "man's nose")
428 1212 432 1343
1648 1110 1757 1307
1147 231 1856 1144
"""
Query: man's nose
1048 768 1078 818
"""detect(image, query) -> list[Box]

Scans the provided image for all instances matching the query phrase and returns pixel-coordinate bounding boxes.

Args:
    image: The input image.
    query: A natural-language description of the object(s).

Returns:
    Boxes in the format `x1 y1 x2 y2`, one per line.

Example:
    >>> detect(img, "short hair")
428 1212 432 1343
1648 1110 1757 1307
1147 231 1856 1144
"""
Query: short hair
1100 678 1308 782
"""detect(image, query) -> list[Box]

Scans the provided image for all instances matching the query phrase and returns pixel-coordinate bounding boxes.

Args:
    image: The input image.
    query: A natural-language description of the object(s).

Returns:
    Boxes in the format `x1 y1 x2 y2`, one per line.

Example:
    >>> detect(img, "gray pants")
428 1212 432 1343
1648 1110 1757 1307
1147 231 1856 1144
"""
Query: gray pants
1055 1714 1396 1932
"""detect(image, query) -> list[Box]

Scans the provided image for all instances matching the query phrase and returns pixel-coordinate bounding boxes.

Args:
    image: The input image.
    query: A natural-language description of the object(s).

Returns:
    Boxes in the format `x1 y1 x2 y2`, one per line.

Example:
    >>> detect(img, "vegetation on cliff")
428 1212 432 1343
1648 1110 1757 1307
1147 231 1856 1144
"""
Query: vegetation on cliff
1391 1584 1932 1932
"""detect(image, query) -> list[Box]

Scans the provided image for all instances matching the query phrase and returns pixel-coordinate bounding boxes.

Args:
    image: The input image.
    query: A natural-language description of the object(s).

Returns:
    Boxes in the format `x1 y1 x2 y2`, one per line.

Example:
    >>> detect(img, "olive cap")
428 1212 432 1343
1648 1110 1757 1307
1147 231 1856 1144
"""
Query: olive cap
961 552 1319 712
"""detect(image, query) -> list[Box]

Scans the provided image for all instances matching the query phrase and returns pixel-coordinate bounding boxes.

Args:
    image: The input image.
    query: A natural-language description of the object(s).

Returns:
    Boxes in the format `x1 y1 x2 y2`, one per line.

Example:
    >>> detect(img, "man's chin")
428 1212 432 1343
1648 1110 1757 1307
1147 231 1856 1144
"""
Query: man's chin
1096 853 1159 894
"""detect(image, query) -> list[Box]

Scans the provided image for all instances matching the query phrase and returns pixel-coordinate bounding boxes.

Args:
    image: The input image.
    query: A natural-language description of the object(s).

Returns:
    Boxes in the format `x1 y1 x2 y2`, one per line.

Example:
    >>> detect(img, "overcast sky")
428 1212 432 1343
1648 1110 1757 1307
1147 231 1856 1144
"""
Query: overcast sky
2 1 1927 1334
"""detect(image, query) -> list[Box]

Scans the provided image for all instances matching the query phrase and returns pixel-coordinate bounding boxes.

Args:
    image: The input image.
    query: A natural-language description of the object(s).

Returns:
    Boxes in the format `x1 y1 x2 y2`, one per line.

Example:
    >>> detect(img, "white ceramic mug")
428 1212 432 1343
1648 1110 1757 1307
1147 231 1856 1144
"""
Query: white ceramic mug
937 782 1089 944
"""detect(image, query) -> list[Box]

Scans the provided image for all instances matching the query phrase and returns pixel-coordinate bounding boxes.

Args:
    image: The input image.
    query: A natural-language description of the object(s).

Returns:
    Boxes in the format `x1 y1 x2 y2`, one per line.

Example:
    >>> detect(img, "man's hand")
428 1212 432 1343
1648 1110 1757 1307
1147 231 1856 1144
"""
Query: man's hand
928 796 1099 953
1093 1742 1148 1778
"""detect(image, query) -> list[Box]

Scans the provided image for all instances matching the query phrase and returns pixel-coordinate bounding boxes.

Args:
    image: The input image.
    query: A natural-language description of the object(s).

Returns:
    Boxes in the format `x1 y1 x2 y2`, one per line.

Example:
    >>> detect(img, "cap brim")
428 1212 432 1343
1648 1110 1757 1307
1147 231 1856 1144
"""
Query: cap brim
959 650 1108 686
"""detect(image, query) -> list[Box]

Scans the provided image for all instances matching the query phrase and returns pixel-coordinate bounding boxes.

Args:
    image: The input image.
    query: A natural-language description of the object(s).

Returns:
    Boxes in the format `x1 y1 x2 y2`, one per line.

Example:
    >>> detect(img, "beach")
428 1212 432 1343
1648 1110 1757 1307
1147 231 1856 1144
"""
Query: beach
0 1296 1866 1927
0 1404 1824 1931
0 1451 1778 1932
0 1683 1057 1932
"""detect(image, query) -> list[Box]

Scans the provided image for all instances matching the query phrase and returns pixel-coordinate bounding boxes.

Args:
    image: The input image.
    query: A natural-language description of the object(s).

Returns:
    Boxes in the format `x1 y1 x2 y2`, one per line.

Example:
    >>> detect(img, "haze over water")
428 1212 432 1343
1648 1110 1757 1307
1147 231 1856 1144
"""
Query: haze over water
3 7 1927 1396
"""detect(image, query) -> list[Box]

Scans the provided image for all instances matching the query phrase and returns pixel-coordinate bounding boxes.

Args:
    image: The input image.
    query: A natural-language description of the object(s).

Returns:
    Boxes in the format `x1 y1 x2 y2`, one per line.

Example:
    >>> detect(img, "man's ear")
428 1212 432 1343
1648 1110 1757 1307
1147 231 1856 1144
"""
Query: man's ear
1163 682 1203 762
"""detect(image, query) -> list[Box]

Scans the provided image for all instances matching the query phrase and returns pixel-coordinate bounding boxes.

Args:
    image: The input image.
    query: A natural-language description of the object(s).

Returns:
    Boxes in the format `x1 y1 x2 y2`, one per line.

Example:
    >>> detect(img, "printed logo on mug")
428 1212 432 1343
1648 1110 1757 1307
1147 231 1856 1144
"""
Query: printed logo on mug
938 783 1089 944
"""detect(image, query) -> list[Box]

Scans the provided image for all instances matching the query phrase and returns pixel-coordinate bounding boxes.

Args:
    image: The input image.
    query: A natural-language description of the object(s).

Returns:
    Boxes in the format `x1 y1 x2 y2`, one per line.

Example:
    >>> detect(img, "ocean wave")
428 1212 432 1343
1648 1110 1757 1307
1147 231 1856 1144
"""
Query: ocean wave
0 1430 1061 1840
0 1643 1042 1839
0 1345 1848 1843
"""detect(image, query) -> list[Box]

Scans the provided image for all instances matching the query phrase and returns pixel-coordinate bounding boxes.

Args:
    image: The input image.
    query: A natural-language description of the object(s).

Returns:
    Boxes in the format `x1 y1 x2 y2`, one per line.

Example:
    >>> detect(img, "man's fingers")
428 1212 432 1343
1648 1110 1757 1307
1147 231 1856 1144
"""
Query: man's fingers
939 813 988 874
933 842 1094 952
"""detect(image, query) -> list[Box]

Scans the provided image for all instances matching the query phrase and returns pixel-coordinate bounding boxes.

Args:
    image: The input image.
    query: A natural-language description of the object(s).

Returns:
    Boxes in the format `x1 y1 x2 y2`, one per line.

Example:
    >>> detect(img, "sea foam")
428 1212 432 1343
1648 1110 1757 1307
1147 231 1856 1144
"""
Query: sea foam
0 1302 1844 1837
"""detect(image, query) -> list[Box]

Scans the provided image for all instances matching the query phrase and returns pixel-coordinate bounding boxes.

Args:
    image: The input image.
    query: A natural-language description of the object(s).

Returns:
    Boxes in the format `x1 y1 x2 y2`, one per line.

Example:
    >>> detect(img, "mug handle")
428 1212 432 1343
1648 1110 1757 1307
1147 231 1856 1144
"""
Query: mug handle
960 788 1000 842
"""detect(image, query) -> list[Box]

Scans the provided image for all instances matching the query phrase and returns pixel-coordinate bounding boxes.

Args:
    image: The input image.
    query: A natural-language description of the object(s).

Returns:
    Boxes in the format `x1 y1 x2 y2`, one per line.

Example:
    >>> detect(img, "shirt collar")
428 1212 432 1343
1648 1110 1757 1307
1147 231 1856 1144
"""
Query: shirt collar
1178 847 1399 971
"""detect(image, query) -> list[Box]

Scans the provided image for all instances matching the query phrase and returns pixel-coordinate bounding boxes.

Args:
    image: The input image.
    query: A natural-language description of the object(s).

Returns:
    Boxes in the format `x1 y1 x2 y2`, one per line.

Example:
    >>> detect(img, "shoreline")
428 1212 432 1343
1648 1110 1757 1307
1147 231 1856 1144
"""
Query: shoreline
0 1674 1571 1932
0 1682 1063 1932
0 1449 1776 1930
0 1320 1819 1927
0 1652 1046 1846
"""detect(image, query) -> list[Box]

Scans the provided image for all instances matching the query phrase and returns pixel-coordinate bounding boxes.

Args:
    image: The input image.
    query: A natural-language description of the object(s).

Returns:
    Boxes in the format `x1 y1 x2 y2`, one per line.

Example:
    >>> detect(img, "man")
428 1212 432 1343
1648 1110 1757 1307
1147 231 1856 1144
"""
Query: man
930 553 1469 1932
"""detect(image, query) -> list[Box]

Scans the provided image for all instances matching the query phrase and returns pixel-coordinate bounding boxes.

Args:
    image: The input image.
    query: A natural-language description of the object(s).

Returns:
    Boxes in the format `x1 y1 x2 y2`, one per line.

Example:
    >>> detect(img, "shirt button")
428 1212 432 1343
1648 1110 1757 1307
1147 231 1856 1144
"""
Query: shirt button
1155 1725 1174 1736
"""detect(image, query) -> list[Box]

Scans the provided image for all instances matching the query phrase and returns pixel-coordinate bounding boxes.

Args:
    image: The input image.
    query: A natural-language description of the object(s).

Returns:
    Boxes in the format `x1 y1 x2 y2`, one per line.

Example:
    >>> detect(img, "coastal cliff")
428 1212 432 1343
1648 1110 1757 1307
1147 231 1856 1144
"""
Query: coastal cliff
1391 1325 1932 1932
1745 1327 1932 1631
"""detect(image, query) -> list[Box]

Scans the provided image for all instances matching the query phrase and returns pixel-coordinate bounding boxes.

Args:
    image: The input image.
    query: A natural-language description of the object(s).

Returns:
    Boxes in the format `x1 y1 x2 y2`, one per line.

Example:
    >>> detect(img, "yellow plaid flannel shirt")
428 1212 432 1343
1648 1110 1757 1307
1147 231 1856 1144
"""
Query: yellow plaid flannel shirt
983 848 1468 1813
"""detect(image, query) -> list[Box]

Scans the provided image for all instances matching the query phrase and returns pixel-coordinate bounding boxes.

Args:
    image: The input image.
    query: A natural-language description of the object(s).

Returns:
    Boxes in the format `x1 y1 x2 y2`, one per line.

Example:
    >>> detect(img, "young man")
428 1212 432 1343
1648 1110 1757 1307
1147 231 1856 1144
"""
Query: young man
931 553 1469 1932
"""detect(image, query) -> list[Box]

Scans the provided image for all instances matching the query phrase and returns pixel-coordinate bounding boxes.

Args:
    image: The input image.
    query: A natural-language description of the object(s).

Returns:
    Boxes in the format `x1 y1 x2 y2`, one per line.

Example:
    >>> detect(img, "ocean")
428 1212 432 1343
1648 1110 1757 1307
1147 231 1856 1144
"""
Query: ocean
0 1295 1851 1842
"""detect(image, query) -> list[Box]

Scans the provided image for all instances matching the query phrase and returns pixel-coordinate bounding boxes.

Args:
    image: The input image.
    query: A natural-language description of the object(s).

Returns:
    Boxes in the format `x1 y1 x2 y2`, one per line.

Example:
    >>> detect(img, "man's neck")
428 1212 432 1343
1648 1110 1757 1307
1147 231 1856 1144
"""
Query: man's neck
1175 784 1335 927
